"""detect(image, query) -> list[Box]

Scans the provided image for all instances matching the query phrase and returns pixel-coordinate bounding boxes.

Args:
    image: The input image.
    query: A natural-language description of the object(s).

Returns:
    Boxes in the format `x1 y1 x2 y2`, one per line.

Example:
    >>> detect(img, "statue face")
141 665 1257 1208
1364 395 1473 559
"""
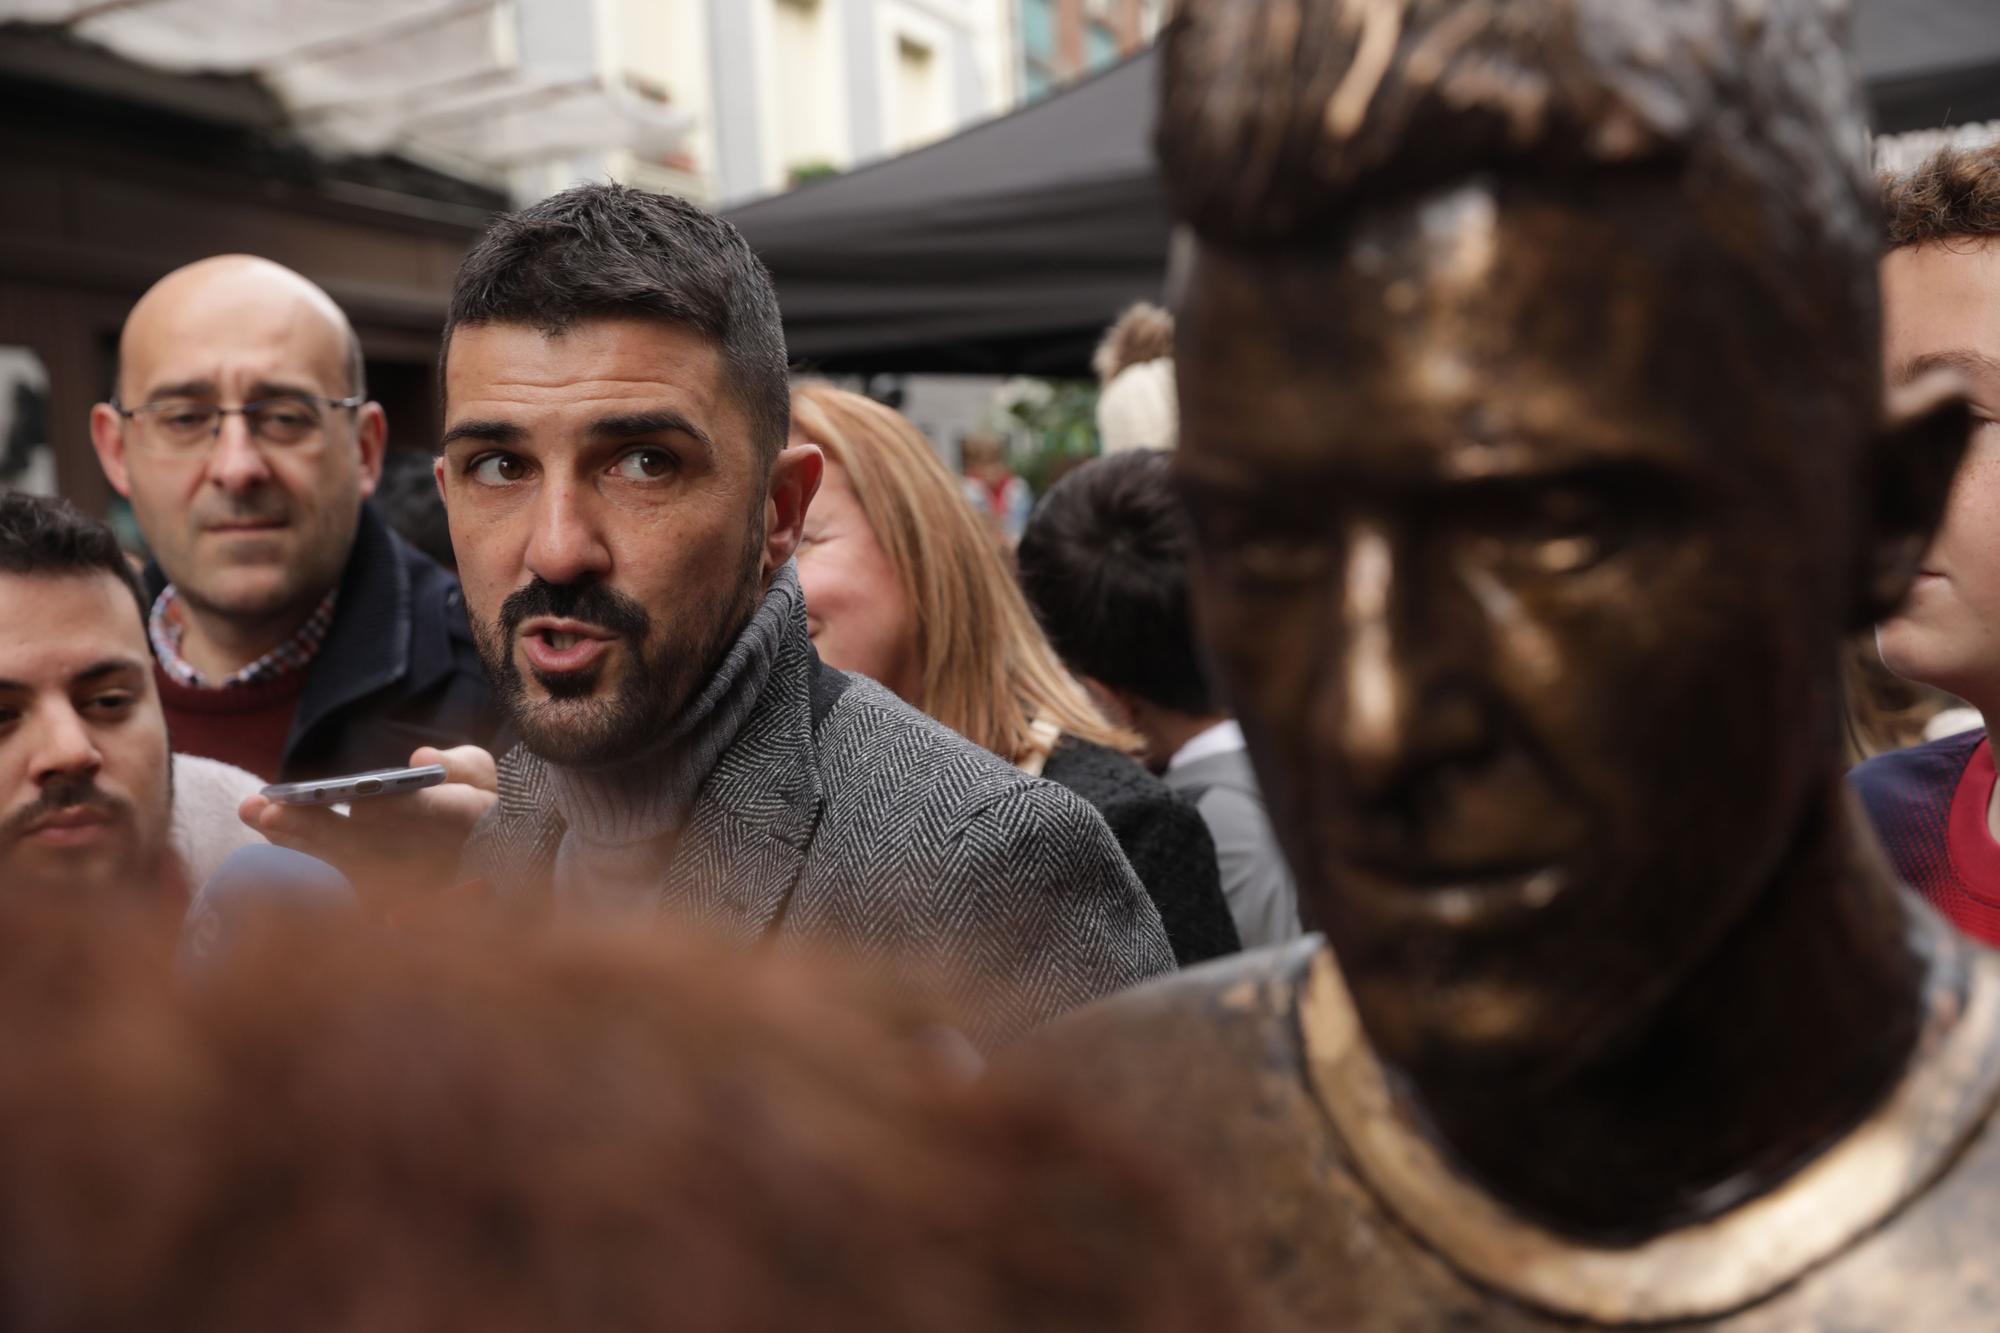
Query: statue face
1176 183 1856 1080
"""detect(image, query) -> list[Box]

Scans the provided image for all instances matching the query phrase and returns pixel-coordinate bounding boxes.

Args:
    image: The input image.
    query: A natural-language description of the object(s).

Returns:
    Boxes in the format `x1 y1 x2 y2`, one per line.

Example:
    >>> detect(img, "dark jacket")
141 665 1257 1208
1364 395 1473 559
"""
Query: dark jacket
1041 736 1241 966
145 502 500 782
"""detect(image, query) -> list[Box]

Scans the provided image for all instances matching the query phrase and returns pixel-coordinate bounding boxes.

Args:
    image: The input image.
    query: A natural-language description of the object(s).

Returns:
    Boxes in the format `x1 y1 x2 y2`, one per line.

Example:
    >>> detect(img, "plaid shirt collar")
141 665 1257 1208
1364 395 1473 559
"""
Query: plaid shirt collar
149 584 338 689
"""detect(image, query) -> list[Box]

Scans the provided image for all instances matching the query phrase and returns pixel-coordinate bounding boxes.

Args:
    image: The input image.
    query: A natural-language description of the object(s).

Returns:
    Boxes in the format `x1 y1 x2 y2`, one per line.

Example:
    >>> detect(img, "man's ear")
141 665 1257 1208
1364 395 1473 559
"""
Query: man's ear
763 442 825 574
88 402 135 497
1853 369 1974 628
353 401 388 500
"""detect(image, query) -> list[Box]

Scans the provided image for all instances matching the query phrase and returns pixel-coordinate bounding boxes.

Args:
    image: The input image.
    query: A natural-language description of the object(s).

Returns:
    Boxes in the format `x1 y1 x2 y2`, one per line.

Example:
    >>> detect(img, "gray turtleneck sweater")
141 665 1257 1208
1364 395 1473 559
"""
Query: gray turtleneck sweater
545 565 797 921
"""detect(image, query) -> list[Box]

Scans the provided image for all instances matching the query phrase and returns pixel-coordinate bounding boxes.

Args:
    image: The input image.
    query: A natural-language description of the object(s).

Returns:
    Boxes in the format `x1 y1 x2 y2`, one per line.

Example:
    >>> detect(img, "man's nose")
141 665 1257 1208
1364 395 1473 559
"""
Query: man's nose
203 412 274 494
30 704 103 786
1317 523 1490 798
523 482 613 587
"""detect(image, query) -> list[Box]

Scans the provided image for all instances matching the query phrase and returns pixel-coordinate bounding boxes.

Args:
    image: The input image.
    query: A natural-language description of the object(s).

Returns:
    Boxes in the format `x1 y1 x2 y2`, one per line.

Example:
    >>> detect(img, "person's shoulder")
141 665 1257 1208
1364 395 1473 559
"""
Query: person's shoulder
815 676 1034 809
171 752 266 807
169 754 267 889
1050 935 1318 1036
1850 726 1986 815
1042 736 1171 811
814 683 1136 862
1165 745 1261 798
1002 938 1323 1102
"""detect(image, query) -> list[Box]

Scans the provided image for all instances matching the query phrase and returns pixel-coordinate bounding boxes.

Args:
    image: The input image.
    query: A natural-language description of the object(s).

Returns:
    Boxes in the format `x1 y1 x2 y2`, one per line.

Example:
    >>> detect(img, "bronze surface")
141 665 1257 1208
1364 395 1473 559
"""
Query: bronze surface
1007 0 1995 1325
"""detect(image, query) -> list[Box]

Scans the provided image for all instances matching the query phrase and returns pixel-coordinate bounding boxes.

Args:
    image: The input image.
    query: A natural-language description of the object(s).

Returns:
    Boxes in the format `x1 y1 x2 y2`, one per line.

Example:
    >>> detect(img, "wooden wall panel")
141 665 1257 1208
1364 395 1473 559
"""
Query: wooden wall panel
0 120 487 516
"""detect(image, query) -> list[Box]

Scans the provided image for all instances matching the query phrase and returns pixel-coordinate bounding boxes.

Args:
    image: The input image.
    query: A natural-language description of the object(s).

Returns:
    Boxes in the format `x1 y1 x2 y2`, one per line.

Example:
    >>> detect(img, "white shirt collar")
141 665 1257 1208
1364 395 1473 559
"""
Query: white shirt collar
1167 719 1245 772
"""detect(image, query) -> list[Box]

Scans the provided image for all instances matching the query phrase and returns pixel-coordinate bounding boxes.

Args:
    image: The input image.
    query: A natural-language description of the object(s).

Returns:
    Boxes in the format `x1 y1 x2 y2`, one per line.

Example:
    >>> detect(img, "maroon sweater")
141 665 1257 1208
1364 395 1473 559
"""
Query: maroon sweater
154 665 308 783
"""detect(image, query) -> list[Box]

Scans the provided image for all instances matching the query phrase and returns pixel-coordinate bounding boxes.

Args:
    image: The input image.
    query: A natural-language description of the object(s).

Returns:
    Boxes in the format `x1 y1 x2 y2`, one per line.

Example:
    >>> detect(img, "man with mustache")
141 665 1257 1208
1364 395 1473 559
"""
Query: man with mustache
249 185 1172 1044
89 255 497 782
0 492 263 909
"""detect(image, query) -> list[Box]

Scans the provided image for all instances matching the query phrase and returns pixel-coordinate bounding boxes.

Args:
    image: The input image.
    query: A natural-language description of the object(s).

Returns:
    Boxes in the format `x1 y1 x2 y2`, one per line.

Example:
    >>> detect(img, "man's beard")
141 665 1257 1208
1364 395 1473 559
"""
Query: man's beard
474 538 766 770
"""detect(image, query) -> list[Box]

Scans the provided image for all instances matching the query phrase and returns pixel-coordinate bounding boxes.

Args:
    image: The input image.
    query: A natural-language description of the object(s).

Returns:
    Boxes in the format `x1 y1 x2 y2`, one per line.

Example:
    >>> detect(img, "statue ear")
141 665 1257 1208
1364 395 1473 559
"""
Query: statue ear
1852 370 1974 629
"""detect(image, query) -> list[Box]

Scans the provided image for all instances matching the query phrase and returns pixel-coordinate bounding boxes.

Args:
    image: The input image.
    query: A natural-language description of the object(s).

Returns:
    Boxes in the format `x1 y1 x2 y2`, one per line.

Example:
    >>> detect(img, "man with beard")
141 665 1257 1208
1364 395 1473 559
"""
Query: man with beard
1005 0 2000 1328
0 493 263 911
89 255 497 782
249 184 1171 1045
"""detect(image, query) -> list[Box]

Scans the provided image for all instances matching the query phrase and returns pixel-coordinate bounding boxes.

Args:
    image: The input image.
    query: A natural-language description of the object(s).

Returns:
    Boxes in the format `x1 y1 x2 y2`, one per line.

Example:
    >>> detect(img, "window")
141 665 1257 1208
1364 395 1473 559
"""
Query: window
1021 0 1060 99
1021 0 1057 61
773 0 842 182
1085 19 1119 70
891 32 948 152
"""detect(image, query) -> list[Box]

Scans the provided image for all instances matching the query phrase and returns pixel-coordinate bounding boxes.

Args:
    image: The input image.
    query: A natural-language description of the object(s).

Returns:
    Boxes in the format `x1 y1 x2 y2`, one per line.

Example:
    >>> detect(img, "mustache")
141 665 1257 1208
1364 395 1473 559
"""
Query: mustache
499 578 653 643
0 776 129 844
194 495 291 528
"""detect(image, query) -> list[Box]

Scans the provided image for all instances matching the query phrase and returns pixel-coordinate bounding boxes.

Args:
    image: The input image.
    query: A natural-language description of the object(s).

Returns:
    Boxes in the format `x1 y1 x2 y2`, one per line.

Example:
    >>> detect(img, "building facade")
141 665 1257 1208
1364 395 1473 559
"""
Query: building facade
1018 0 1159 100
508 0 1020 208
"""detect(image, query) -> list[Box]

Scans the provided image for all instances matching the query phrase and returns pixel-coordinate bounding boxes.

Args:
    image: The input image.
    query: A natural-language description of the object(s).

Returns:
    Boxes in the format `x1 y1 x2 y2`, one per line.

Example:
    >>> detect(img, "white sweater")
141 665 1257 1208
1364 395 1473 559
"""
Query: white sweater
170 753 267 891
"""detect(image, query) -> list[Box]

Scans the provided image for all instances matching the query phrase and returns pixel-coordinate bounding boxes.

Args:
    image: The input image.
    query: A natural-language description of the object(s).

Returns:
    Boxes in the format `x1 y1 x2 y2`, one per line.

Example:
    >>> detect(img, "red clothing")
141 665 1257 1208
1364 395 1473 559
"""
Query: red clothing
1944 738 2000 942
1852 728 2000 946
154 664 308 783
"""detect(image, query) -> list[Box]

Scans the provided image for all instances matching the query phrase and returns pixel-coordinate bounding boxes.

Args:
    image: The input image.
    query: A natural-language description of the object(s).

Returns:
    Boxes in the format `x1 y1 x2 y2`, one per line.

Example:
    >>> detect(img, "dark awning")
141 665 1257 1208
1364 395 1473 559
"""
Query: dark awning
730 1 2000 378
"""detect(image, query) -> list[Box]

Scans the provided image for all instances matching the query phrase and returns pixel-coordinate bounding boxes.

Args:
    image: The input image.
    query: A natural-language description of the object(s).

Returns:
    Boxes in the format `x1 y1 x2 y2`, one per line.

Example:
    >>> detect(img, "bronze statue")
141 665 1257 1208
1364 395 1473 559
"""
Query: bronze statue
1004 0 1994 1326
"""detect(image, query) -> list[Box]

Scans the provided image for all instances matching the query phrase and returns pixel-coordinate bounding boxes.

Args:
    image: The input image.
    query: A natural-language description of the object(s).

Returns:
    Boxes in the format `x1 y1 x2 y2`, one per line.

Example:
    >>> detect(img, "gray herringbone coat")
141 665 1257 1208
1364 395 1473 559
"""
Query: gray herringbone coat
461 597 1175 1046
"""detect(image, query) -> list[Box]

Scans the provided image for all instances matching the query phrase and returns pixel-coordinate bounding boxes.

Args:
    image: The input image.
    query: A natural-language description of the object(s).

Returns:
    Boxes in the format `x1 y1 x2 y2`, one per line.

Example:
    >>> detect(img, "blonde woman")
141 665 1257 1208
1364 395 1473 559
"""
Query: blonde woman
790 382 1239 966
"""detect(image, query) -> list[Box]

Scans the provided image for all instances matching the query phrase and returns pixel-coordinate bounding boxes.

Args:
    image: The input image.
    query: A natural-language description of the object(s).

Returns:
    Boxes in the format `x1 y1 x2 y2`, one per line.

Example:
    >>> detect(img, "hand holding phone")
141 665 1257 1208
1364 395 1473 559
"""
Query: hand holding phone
239 747 498 909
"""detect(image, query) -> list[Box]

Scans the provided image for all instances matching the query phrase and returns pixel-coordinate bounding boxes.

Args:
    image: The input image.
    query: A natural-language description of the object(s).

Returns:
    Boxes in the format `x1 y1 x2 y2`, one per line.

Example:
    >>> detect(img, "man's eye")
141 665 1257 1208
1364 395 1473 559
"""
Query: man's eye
1525 533 1602 574
1469 489 1616 575
612 448 678 481
83 693 135 717
165 412 212 430
468 454 528 486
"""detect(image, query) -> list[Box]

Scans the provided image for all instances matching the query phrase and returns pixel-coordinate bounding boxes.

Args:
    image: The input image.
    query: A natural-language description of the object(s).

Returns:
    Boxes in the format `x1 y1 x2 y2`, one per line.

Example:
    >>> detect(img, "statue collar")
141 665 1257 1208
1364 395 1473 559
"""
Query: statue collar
1299 915 2000 1324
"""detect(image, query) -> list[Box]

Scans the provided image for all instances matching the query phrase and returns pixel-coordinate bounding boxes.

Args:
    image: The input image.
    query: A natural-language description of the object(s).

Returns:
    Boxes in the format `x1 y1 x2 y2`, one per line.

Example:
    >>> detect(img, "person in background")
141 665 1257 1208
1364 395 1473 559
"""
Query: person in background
792 381 1240 966
371 446 458 572
88 255 497 782
958 430 1032 547
0 493 262 912
1093 303 1179 454
1851 142 2000 944
1019 450 1300 947
0 906 1247 1333
1843 634 1972 765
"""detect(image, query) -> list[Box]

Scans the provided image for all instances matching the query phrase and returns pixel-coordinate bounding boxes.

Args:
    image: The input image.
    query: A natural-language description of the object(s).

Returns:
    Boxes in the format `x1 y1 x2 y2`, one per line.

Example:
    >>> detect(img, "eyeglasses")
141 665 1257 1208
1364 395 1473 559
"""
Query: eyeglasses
111 394 365 450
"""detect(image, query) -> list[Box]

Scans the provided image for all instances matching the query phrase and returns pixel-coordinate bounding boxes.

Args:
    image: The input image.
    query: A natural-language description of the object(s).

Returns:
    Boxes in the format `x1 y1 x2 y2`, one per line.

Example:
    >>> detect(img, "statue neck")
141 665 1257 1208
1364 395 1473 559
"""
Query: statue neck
1413 781 1934 1242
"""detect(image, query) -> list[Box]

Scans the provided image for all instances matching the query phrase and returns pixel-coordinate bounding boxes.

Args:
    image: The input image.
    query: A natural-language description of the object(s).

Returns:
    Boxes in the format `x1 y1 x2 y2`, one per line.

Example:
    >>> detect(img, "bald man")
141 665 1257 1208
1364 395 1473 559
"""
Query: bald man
89 256 497 783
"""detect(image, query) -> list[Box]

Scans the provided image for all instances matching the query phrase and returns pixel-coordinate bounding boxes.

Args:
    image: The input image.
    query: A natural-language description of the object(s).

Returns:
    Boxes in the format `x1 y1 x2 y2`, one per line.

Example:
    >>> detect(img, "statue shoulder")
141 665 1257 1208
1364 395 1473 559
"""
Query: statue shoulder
999 936 1329 1141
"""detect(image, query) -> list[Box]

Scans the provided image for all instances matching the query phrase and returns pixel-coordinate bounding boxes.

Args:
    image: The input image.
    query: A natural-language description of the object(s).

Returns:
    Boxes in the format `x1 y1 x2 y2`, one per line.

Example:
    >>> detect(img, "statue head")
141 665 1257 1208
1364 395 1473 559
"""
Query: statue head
1161 0 1970 1085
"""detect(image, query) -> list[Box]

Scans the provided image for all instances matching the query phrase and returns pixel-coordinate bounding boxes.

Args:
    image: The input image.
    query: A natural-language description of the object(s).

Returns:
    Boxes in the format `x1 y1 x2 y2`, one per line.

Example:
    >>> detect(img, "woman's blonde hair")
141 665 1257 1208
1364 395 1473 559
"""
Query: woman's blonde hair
791 382 1138 764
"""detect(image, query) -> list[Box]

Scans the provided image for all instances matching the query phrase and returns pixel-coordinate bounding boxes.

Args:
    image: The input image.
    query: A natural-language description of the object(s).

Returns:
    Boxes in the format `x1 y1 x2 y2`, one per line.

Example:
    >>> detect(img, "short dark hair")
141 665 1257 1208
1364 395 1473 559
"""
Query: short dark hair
1156 0 1880 399
1882 142 2000 249
1017 450 1215 716
0 492 147 623
443 183 789 465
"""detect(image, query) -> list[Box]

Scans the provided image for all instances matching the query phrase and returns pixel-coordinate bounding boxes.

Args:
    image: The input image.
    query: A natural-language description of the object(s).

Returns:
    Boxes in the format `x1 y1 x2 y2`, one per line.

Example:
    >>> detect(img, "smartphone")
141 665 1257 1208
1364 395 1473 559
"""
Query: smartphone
260 764 449 807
